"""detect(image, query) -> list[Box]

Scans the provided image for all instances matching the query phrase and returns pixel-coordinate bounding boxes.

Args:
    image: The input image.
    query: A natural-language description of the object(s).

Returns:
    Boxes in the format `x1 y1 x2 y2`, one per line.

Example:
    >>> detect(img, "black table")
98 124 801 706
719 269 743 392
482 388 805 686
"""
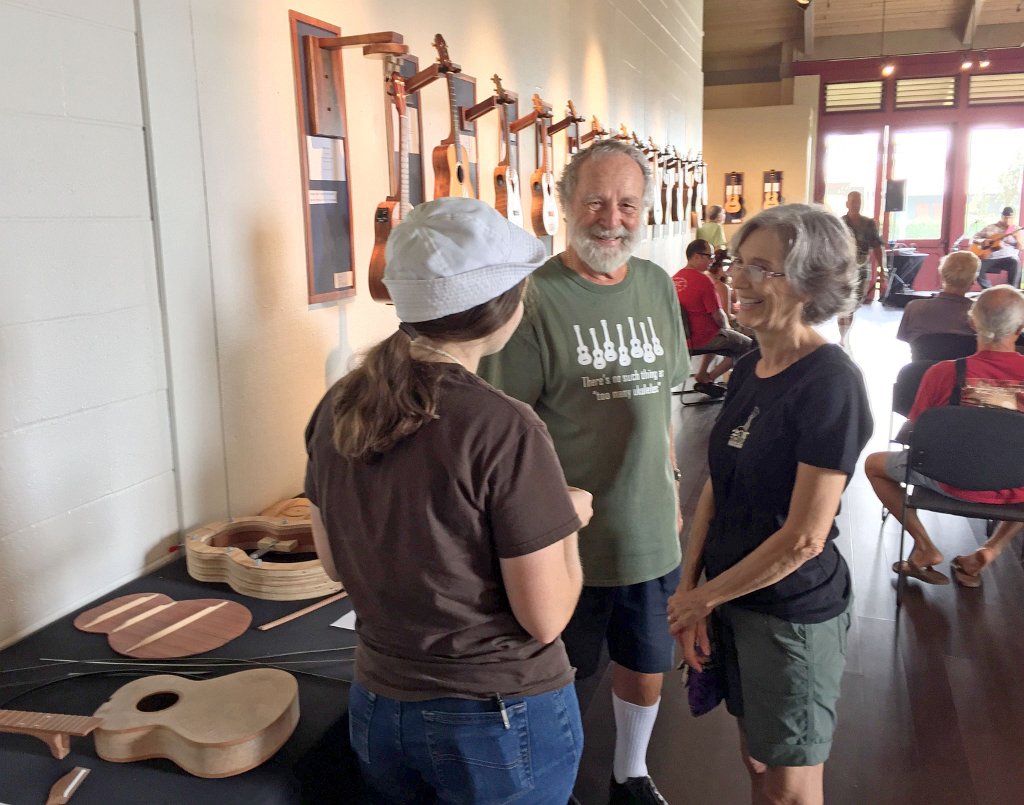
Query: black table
0 559 367 804
882 251 930 307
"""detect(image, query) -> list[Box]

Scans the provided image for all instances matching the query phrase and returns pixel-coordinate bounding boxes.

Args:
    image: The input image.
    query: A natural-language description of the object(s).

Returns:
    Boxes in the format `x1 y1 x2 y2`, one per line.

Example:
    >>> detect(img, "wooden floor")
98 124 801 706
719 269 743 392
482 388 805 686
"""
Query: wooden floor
572 303 1024 805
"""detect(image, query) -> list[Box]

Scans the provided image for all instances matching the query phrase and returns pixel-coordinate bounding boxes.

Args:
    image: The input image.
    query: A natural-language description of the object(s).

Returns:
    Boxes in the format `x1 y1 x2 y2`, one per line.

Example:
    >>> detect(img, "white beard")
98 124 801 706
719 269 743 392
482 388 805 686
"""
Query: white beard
568 221 643 275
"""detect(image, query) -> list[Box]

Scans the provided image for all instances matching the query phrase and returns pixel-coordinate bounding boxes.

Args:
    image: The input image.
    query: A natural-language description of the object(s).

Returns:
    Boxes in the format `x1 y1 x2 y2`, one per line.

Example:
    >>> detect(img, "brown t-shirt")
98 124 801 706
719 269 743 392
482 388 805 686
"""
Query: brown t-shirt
304 365 580 701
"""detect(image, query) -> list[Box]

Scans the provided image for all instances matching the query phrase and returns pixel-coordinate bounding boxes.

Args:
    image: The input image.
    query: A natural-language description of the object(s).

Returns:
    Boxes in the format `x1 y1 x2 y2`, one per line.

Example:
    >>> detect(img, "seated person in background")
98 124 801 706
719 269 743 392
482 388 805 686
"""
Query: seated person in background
973 206 1021 289
896 250 979 345
696 205 727 250
673 239 752 397
865 285 1024 588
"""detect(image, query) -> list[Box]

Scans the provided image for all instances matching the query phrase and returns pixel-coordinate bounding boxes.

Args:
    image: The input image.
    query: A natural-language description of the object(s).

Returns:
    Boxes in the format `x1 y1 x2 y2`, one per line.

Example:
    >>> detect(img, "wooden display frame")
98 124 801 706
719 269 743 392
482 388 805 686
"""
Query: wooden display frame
289 11 357 303
762 169 783 209
723 171 745 224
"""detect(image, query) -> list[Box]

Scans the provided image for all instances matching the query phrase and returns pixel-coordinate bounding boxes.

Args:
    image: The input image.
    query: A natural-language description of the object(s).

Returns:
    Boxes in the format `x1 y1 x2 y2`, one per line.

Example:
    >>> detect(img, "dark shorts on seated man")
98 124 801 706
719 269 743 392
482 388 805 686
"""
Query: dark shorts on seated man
561 565 681 679
883 450 969 499
698 328 752 359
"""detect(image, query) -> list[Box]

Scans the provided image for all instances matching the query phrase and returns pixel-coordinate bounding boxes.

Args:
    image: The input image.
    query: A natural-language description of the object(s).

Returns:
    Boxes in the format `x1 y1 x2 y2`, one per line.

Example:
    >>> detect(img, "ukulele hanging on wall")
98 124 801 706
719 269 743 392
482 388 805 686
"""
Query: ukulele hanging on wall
530 94 558 237
368 72 412 302
432 34 475 199
492 75 523 228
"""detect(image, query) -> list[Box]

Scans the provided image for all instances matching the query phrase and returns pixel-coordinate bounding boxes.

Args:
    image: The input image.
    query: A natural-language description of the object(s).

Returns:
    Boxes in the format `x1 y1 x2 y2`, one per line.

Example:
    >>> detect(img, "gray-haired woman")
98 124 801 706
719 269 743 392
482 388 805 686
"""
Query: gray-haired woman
667 204 873 804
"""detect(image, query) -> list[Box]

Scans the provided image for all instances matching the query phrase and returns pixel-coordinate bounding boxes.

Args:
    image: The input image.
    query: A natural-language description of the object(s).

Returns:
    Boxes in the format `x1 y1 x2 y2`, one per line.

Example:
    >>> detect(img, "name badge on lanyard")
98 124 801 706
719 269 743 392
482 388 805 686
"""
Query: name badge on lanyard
728 406 760 450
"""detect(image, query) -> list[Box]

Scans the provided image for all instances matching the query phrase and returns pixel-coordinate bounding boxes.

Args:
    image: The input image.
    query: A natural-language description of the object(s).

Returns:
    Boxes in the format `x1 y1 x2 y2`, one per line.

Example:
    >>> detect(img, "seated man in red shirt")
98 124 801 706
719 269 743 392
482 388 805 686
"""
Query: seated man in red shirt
672 240 752 397
865 285 1024 587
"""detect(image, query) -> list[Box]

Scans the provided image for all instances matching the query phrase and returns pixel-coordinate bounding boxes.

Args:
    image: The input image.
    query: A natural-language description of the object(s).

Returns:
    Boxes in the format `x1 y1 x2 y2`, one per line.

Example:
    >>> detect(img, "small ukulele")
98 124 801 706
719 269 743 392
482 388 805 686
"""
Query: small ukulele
530 94 558 236
93 669 299 778
970 225 1021 259
492 75 523 227
432 35 475 199
670 148 683 224
369 72 412 302
647 137 663 227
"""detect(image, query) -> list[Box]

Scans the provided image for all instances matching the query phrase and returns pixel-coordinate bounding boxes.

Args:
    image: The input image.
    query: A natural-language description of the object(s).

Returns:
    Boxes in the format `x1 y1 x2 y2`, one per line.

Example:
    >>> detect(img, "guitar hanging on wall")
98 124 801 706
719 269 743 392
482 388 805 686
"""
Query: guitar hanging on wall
368 72 412 302
724 172 742 215
763 169 781 209
670 148 684 229
432 34 475 199
491 75 523 228
530 94 558 237
646 137 663 228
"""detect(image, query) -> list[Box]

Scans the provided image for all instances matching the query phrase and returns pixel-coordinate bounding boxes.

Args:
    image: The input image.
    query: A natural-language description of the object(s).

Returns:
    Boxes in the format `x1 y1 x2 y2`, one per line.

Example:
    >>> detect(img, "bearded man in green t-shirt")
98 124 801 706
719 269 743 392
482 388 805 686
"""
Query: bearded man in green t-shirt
480 139 689 804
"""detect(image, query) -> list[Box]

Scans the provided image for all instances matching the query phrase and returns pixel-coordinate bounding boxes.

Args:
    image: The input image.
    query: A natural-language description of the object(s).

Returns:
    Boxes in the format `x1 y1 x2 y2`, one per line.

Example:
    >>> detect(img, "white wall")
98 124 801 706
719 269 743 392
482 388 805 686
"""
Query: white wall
0 0 704 647
0 0 179 645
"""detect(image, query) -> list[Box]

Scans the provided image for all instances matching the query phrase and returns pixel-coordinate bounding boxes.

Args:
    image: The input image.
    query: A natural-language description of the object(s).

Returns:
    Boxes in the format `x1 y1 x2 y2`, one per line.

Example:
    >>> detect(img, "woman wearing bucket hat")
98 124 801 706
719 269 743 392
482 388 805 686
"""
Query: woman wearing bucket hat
304 197 592 803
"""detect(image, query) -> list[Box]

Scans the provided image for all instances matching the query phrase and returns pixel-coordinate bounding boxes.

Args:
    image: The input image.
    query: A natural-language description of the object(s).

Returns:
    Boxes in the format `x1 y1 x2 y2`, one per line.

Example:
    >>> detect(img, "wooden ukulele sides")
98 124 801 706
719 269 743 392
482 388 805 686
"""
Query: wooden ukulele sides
93 669 299 778
74 593 251 658
186 516 343 601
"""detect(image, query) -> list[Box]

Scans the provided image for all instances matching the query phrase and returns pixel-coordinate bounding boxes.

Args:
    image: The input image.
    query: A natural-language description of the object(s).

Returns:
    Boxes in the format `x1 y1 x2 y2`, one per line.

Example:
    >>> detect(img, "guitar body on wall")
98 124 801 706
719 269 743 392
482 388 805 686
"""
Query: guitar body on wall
763 169 781 209
492 75 523 227
530 94 558 237
369 72 412 302
432 34 475 199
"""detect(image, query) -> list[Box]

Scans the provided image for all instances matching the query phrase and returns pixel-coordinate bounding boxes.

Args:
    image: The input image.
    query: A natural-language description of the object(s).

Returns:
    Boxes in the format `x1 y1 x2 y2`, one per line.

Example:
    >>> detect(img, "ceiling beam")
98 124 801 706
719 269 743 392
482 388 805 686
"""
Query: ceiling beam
962 0 986 48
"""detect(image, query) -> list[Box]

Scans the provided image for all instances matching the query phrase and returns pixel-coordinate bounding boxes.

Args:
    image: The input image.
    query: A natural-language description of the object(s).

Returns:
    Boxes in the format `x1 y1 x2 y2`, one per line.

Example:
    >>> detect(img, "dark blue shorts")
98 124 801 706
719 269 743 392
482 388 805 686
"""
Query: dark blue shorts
561 565 681 679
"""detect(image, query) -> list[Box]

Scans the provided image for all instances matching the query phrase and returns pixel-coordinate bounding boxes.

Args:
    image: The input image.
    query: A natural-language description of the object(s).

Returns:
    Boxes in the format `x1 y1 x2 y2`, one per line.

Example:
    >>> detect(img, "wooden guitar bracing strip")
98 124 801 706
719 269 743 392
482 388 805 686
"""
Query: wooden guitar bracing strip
257 590 348 631
74 594 251 658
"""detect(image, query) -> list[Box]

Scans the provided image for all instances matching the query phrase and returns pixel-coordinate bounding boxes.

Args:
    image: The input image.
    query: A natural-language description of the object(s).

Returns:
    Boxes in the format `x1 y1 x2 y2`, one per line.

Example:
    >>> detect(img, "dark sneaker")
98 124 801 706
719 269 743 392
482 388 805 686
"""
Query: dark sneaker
609 775 669 804
693 381 726 399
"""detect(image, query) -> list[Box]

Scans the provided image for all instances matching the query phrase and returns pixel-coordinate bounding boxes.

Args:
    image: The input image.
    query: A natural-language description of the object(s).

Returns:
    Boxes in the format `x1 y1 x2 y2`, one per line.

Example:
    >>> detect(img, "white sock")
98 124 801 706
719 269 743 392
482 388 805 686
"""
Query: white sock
612 692 660 784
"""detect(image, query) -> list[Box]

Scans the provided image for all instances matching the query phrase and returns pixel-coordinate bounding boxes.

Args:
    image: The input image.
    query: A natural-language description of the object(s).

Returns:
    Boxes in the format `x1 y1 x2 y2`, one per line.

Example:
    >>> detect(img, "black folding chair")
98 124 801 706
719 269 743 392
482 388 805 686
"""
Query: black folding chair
909 332 976 362
881 360 937 523
895 406 1024 604
674 308 730 406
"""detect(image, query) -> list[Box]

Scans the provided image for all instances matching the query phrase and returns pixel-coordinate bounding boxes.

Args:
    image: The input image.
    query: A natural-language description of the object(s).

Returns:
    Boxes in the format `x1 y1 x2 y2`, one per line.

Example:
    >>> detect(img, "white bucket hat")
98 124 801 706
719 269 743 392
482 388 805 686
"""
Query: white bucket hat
383 197 547 322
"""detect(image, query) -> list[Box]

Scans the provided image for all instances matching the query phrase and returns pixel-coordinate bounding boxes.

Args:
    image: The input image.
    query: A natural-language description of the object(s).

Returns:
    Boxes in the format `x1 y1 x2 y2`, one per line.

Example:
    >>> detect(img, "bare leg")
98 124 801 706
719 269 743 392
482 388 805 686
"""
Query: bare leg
762 764 825 805
865 452 943 566
707 356 734 384
953 521 1024 577
611 663 662 706
837 313 853 347
694 354 715 384
738 725 769 804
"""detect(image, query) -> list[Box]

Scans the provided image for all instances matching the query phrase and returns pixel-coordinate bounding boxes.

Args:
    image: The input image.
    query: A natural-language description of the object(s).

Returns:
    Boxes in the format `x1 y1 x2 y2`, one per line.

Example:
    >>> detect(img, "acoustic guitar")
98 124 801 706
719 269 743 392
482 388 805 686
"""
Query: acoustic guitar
368 72 412 302
431 35 475 199
970 225 1022 259
646 137 663 227
491 75 523 228
724 172 742 215
763 169 780 209
530 94 558 236
93 669 300 778
670 148 683 225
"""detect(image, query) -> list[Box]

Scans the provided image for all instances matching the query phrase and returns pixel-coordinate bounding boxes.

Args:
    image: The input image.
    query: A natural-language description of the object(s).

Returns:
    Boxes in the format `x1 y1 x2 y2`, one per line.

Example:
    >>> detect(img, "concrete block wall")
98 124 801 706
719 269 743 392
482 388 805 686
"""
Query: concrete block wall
0 0 179 646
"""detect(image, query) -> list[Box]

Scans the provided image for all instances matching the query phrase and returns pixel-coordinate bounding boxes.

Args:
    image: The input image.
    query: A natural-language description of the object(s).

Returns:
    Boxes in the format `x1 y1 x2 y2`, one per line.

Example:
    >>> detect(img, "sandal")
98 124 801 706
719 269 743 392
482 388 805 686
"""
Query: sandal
950 558 982 588
892 560 950 585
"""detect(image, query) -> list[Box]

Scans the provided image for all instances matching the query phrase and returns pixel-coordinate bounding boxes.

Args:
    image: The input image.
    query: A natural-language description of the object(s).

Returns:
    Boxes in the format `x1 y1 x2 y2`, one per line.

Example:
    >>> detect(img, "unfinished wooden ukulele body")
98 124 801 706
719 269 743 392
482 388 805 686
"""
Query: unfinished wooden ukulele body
93 669 299 778
74 593 251 658
186 508 342 601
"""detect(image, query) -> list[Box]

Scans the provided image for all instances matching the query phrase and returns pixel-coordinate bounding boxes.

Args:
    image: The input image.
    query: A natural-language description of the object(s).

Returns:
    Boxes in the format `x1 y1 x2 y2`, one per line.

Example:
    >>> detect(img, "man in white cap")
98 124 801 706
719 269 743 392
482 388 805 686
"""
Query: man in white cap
482 139 689 805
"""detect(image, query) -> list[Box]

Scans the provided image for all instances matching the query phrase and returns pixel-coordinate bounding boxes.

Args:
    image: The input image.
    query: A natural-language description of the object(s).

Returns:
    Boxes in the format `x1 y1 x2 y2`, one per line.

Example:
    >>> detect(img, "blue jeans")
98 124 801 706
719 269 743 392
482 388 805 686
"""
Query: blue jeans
348 681 582 804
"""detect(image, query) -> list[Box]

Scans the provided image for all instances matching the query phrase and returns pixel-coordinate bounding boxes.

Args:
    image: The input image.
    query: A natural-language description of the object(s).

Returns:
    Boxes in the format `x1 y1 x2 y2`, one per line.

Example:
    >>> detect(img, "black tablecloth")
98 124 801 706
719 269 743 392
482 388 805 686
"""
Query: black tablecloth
0 558 366 804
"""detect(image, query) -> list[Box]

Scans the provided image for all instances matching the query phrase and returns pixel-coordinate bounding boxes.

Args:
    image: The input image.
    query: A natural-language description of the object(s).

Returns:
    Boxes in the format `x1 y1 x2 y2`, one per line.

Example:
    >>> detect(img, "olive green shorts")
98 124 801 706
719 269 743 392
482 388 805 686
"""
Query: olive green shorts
714 602 850 767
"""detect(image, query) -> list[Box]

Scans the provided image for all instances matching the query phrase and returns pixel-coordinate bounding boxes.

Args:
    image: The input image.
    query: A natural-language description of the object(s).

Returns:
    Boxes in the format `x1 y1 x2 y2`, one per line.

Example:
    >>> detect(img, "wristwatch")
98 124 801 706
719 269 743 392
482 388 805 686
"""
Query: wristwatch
673 467 682 482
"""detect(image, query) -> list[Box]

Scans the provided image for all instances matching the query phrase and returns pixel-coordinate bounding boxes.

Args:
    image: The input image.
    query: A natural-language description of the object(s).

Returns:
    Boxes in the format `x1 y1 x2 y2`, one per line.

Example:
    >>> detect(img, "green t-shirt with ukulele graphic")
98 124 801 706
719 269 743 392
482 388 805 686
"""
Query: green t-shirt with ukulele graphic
480 255 689 586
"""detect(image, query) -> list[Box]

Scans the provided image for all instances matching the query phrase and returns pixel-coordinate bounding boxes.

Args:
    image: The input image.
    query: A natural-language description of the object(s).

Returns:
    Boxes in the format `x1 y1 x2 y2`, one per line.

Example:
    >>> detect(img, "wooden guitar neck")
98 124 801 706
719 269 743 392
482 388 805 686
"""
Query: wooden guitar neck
0 709 102 759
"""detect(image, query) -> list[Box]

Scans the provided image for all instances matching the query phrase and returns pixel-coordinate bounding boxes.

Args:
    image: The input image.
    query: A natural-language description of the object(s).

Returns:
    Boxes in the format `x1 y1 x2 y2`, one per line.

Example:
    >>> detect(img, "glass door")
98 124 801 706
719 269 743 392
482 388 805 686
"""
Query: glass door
962 127 1024 246
821 132 881 217
886 128 952 288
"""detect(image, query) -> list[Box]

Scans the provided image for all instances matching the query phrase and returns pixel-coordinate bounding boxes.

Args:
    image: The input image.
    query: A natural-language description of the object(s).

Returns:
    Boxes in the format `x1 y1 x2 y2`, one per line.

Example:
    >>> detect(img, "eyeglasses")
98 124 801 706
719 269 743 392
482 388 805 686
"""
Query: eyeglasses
731 261 786 284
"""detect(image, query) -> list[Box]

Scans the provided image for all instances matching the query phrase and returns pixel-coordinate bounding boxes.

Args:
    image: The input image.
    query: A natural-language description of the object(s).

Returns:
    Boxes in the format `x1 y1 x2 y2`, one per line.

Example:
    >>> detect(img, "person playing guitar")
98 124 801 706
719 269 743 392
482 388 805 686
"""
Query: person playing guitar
972 206 1022 289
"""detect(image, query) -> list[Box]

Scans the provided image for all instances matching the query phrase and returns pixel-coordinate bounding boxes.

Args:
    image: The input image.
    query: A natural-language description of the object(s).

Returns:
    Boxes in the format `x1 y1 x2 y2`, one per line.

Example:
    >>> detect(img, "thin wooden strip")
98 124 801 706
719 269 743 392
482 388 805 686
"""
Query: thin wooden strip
124 601 229 653
79 594 160 629
109 602 175 633
257 591 348 631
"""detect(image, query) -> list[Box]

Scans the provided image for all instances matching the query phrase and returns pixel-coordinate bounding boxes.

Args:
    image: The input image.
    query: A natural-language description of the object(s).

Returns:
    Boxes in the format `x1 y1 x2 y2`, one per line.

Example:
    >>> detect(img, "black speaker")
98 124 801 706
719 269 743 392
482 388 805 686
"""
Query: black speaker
885 179 906 212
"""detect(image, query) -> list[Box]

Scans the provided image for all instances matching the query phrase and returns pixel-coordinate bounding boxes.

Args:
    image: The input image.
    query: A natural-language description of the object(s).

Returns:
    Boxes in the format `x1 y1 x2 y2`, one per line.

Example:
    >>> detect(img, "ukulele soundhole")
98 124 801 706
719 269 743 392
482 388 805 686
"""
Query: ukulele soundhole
496 175 505 188
136 692 180 713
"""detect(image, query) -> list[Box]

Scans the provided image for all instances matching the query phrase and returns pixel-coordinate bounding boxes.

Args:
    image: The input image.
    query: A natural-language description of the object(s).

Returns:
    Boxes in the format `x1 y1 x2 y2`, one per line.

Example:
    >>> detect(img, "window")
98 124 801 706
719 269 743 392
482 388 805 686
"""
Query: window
824 81 884 113
894 77 957 109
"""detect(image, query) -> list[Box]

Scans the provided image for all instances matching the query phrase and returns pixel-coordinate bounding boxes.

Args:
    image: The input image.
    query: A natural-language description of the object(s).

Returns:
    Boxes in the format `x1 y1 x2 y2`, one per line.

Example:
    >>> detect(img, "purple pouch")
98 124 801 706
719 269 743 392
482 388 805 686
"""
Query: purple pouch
683 649 724 717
